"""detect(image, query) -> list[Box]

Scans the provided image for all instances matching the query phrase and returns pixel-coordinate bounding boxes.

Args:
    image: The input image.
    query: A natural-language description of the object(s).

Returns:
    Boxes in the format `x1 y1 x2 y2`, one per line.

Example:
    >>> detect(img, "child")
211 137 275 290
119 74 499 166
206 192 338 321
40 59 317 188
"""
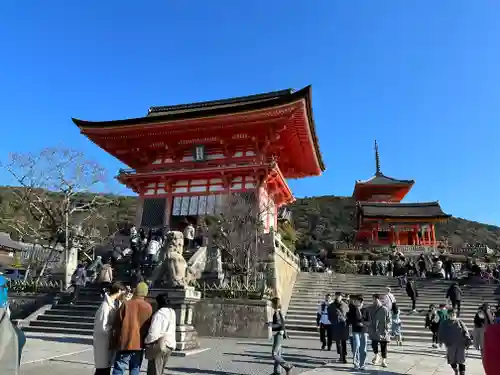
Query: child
391 303 403 346
425 304 440 348
438 309 471 375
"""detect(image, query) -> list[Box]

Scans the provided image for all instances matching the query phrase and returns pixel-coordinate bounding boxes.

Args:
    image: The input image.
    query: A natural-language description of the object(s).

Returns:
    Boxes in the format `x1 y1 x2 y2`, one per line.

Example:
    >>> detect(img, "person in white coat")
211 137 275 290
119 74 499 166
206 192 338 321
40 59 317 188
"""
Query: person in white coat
93 282 126 375
382 287 396 312
144 293 176 375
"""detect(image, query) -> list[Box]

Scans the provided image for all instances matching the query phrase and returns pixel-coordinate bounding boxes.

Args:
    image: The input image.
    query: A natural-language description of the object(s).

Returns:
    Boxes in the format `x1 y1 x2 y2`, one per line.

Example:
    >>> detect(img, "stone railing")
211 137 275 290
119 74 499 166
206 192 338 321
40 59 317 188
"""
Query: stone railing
264 231 299 314
8 293 57 320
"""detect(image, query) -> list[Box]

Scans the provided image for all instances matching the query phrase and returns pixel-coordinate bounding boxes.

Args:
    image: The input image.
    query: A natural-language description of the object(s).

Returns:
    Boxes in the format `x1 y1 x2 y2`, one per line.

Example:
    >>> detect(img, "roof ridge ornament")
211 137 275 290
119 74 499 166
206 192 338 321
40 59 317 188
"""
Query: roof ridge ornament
375 140 381 176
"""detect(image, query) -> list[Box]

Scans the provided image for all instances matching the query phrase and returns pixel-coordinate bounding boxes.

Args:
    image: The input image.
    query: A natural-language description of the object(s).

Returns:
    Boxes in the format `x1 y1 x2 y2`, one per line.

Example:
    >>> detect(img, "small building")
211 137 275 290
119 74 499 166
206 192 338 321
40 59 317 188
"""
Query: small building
353 141 450 247
0 232 23 269
72 87 325 233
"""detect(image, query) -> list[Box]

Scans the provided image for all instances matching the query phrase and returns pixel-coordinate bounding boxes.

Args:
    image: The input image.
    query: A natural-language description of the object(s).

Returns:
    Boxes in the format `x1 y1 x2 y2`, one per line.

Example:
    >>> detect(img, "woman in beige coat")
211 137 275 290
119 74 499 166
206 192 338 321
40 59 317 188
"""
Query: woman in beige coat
93 282 126 375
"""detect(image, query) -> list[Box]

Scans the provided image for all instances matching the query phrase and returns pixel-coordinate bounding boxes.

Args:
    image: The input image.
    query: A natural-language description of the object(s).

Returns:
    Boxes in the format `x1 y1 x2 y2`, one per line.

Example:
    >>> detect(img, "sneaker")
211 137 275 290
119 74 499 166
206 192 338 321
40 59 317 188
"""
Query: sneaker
432 344 438 348
371 354 380 365
398 341 403 346
285 364 294 375
359 366 366 371
381 359 388 367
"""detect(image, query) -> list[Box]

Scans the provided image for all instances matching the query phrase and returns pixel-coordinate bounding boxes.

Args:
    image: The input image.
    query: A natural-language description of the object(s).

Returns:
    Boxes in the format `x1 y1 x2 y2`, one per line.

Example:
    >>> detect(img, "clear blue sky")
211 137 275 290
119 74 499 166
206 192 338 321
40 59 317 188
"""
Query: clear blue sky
1 1 499 226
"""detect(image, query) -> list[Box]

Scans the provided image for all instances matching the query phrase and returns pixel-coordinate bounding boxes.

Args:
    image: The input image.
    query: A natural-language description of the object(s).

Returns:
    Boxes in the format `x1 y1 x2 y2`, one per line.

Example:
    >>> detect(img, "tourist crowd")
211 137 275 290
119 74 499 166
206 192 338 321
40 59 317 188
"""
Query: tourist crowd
309 278 500 375
93 281 175 375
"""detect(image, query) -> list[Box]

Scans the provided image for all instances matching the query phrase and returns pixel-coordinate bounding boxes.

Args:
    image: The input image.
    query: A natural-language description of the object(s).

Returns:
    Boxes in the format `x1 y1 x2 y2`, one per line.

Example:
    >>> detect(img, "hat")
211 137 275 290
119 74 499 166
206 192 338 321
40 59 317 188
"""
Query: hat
335 292 342 296
135 282 149 297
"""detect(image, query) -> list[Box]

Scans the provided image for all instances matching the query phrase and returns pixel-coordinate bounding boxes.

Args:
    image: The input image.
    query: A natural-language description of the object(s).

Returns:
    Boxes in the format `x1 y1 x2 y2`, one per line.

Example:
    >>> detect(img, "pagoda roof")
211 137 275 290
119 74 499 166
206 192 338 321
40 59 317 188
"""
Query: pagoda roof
358 201 450 219
355 172 415 186
72 86 325 177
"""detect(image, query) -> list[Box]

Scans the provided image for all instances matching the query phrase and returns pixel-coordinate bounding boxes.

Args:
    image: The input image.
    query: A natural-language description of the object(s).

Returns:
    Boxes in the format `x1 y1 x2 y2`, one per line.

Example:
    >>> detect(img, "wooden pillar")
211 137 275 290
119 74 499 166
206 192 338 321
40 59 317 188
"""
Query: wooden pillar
163 194 172 228
431 224 436 245
135 196 145 227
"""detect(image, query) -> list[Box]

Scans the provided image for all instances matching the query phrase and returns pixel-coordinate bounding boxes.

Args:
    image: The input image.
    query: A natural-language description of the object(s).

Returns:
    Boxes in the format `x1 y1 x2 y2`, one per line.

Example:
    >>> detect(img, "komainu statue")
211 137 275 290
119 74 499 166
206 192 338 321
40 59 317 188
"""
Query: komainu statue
150 231 196 288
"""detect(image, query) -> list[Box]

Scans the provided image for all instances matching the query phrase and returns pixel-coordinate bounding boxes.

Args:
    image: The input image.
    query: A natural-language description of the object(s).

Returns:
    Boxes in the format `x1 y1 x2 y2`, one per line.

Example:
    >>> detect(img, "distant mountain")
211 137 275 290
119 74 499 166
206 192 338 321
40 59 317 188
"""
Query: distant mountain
1 186 498 251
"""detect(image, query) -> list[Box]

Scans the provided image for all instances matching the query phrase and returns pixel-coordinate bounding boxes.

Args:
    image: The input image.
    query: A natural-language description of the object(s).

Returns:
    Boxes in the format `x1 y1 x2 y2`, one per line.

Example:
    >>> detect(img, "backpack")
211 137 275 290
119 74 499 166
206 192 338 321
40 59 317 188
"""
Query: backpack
437 309 448 322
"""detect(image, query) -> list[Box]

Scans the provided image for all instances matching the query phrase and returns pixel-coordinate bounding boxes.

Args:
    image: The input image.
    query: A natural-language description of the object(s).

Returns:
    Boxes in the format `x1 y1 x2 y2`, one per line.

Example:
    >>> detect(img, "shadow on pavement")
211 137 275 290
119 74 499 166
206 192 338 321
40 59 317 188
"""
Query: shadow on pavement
168 367 243 375
49 359 92 366
324 364 408 374
25 335 92 345
237 341 319 352
224 351 327 368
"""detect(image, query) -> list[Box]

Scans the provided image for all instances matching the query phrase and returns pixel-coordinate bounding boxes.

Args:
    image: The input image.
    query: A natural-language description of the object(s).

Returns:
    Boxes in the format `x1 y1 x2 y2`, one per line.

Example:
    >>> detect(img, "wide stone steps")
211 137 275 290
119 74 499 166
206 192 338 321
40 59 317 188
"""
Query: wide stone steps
286 273 499 344
22 284 103 336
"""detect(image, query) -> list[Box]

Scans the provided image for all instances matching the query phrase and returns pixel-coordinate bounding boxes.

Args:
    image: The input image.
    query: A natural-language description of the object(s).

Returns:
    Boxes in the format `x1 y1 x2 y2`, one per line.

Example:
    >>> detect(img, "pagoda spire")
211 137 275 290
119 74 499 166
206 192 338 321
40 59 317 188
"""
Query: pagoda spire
374 140 381 175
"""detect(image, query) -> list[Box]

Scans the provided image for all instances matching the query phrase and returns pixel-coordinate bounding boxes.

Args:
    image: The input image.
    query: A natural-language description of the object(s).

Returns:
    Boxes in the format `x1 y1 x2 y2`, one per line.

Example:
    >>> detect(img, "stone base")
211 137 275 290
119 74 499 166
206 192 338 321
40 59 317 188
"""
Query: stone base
149 286 202 352
176 323 199 350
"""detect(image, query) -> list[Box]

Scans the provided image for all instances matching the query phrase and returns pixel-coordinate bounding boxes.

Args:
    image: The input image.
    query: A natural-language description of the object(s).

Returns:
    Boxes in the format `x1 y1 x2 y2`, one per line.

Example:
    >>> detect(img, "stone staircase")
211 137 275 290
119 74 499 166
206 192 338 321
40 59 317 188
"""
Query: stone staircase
286 272 499 344
21 247 209 336
22 285 102 336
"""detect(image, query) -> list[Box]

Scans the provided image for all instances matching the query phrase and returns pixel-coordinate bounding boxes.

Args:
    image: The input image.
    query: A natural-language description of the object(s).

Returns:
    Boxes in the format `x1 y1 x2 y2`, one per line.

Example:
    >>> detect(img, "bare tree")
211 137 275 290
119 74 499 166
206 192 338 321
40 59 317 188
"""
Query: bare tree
205 191 274 288
0 148 119 285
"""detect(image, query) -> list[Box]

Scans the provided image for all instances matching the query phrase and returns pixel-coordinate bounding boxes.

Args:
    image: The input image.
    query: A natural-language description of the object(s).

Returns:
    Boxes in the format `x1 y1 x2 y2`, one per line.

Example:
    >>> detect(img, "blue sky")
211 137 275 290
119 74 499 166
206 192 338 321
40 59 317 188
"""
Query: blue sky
0 1 499 225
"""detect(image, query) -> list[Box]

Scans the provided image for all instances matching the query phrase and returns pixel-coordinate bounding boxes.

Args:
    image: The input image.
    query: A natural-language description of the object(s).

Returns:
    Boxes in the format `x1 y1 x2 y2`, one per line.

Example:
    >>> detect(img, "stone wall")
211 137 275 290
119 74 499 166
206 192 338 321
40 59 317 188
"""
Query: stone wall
193 298 271 339
8 293 56 320
265 232 300 314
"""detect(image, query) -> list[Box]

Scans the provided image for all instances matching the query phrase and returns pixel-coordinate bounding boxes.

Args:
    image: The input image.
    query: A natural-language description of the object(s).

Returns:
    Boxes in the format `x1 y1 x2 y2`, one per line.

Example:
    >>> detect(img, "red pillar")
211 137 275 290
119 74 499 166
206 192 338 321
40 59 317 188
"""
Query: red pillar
431 224 436 245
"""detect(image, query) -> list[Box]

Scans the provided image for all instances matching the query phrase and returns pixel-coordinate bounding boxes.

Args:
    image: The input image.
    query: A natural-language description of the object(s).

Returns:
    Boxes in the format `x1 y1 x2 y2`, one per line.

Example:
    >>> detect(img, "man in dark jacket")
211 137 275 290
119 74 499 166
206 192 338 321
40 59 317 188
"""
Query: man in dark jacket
327 292 349 363
405 279 418 313
347 294 371 370
446 282 462 316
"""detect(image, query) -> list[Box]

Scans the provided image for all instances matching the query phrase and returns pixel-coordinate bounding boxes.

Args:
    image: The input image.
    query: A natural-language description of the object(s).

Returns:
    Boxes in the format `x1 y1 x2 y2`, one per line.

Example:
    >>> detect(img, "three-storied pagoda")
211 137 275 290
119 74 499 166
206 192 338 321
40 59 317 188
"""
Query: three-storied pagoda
73 87 324 232
354 141 450 247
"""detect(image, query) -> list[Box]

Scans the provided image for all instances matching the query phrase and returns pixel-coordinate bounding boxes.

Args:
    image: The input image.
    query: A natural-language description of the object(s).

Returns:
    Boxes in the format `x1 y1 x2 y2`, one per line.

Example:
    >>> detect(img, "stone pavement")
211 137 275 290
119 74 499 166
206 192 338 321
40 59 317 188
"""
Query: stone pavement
20 333 486 375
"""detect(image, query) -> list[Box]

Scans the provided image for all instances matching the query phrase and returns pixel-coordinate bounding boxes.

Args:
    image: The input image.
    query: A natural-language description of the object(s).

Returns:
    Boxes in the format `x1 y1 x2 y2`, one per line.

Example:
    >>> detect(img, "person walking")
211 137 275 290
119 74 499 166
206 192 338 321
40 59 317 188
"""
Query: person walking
425 304 441 348
316 294 332 350
327 292 349 363
438 308 472 375
391 303 403 346
382 287 396 312
472 303 494 356
347 294 370 370
368 294 391 368
144 294 176 375
268 297 294 375
71 264 87 304
87 256 104 283
405 278 418 313
446 282 462 317
98 259 114 296
93 282 127 375
110 282 153 375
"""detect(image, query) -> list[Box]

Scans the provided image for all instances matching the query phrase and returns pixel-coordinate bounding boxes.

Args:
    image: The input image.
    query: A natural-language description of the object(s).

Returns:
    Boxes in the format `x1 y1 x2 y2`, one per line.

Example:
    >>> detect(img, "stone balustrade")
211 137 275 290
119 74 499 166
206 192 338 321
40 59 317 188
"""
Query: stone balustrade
263 231 299 314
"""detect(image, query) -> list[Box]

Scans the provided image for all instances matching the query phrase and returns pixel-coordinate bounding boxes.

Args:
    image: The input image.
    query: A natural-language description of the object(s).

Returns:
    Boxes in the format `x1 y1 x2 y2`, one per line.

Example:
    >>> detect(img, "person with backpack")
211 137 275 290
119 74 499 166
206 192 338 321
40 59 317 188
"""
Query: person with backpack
327 292 349 364
71 264 87 304
472 303 494 356
391 303 403 346
446 282 463 317
425 304 441 348
438 308 472 375
405 278 418 313
316 294 332 351
436 304 449 348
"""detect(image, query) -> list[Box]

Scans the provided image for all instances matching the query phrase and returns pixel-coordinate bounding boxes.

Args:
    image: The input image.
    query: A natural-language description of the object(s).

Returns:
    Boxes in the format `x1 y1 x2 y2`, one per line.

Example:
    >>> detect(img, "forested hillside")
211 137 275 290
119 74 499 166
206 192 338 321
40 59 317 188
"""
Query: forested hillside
1 186 499 251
